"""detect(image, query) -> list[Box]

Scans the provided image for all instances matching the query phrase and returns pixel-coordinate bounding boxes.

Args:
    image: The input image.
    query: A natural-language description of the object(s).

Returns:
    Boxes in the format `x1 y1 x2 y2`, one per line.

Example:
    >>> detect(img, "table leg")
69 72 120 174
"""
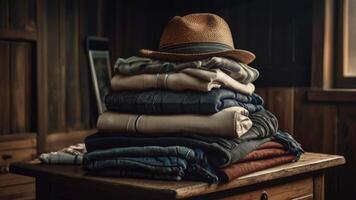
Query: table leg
313 172 325 200
36 177 51 200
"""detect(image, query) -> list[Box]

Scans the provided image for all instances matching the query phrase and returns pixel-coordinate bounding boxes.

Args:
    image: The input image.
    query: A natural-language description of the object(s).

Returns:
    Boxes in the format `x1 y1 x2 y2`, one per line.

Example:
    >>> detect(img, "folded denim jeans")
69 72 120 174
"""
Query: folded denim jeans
114 56 259 83
83 146 219 182
85 127 304 170
84 134 302 183
85 133 271 168
111 68 255 95
97 107 252 138
105 88 264 115
87 169 183 181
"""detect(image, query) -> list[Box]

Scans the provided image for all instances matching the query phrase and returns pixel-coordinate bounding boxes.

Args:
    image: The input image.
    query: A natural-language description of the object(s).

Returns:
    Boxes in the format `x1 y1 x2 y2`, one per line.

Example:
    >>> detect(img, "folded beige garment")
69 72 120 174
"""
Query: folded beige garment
111 68 255 95
97 107 252 138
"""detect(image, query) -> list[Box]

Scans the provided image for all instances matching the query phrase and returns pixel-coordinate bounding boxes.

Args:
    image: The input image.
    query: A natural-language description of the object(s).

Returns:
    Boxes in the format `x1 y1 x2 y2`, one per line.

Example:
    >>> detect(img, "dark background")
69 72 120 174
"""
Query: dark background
0 0 354 199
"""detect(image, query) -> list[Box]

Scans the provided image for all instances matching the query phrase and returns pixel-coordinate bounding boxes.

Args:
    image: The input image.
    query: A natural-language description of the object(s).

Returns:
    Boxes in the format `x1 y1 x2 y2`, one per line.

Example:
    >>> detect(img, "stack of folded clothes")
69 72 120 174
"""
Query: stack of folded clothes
82 56 304 183
73 13 304 183
37 13 304 183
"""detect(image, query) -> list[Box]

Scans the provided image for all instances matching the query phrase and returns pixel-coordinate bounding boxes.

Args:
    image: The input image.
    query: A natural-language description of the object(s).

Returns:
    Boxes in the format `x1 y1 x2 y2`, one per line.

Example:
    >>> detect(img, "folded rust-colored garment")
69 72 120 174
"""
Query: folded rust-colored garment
217 141 296 182
96 107 252 138
111 68 255 95
255 141 285 149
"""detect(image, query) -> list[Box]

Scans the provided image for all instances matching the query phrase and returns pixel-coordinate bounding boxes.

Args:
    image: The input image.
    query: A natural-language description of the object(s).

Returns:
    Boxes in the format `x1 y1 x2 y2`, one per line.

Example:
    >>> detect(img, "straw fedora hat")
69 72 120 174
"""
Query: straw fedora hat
139 13 255 64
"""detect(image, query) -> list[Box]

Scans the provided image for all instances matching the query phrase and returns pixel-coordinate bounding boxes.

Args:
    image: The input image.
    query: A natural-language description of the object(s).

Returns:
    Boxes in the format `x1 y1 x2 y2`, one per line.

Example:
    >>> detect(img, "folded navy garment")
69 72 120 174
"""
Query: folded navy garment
105 88 264 115
85 132 270 168
83 132 303 182
83 146 219 182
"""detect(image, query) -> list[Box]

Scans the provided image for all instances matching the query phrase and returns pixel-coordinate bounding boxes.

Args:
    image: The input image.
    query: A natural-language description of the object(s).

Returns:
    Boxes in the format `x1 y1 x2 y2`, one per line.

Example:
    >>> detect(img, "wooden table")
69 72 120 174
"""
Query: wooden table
10 153 345 200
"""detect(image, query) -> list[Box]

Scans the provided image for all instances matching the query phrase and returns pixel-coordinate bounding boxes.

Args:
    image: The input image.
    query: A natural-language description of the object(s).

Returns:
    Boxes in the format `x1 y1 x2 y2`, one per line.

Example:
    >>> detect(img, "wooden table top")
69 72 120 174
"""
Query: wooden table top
10 152 345 199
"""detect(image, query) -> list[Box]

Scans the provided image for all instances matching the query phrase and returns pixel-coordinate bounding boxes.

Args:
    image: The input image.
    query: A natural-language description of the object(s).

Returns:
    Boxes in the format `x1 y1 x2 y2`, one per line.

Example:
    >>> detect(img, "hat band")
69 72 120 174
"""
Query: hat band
159 42 233 54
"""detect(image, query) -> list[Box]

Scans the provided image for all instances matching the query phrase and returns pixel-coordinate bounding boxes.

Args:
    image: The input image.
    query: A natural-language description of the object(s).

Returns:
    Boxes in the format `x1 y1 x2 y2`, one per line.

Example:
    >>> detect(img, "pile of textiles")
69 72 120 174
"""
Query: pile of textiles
39 13 304 183
81 56 304 183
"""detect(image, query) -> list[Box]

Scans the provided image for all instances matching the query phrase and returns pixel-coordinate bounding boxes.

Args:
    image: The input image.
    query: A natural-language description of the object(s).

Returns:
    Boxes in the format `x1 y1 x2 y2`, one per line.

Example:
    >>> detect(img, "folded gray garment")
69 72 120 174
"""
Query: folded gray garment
39 143 86 165
39 152 83 165
111 68 255 95
114 56 259 83
97 107 252 138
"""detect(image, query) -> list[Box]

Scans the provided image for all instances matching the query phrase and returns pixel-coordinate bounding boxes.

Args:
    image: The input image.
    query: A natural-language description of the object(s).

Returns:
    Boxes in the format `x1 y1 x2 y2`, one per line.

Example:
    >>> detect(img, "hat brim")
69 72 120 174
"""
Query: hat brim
139 48 256 64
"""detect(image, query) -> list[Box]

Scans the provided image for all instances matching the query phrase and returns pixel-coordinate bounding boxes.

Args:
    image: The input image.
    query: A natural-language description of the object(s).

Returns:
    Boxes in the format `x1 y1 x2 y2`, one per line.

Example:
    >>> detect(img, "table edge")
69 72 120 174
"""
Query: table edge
10 152 345 199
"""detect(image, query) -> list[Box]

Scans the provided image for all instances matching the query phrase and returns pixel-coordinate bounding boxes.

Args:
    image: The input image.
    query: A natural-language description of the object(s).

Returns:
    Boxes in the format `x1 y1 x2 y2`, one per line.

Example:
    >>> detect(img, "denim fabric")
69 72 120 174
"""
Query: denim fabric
239 110 278 140
83 146 219 182
105 89 264 114
273 131 304 159
85 133 271 168
87 169 183 181
86 110 278 168
83 132 303 182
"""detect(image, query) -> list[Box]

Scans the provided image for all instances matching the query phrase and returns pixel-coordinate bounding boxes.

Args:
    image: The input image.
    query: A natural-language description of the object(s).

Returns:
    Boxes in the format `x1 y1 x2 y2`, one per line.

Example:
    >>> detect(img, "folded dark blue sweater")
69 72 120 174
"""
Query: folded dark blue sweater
105 88 264 114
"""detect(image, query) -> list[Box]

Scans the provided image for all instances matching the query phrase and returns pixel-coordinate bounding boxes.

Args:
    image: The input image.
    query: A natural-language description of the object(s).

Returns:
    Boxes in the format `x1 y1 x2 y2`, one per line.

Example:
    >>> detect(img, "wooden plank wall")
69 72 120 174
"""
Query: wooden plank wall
0 0 105 199
36 0 105 151
0 0 36 135
39 0 95 134
0 0 103 146
0 1 37 199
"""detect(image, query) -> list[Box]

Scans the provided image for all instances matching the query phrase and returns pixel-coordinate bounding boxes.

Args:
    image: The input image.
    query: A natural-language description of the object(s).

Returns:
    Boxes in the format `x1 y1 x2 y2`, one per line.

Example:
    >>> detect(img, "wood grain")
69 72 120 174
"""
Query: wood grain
0 135 36 171
245 0 271 69
0 182 35 200
0 173 34 188
293 88 338 154
311 0 334 88
10 42 33 133
10 0 36 32
34 0 101 153
45 0 62 133
266 87 294 134
0 41 10 135
0 30 37 41
36 0 49 153
307 89 356 102
45 129 96 152
0 137 36 151
10 153 345 199
313 173 325 200
58 0 67 133
79 0 99 130
219 178 313 200
64 0 81 131
337 105 356 200
0 0 9 29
